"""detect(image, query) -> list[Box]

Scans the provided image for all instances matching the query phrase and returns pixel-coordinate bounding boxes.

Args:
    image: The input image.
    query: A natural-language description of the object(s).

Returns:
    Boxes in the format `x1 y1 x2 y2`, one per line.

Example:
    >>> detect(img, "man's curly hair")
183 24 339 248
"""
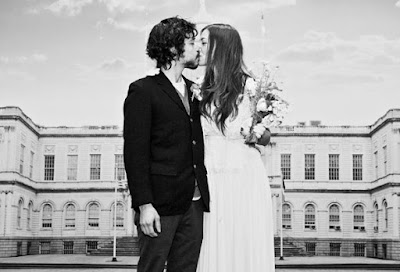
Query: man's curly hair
146 17 197 69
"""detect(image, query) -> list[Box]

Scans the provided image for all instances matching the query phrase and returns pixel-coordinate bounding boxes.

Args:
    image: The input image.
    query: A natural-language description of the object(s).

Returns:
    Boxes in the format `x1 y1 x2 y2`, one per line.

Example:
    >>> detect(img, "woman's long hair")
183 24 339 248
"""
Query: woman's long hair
199 24 249 134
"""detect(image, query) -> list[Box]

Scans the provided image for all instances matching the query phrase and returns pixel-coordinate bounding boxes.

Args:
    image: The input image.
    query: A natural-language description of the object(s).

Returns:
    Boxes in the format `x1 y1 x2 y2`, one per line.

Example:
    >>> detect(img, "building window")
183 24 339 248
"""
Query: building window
328 154 339 180
65 204 76 228
42 204 52 228
353 205 365 231
40 241 51 254
88 203 100 227
86 241 98 253
373 243 378 257
63 241 74 254
354 243 365 257
44 155 55 181
17 242 22 256
90 154 101 180
20 144 25 174
383 201 388 231
67 155 78 181
305 242 316 255
112 202 124 228
27 202 32 229
29 151 34 179
114 154 126 181
282 203 291 229
374 203 379 233
305 204 316 230
352 154 363 181
27 241 32 255
329 243 341 256
374 151 378 179
382 244 387 259
329 204 340 231
305 154 315 180
281 154 291 180
17 199 23 228
383 146 387 176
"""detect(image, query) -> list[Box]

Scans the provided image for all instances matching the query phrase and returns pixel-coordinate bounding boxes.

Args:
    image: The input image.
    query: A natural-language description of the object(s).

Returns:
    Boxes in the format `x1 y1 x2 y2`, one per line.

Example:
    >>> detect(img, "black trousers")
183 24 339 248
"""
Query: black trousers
136 200 204 272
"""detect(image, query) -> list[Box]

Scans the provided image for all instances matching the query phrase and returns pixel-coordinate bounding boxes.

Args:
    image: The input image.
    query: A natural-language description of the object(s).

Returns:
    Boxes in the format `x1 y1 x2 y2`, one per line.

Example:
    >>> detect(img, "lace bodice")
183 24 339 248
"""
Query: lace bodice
201 92 252 140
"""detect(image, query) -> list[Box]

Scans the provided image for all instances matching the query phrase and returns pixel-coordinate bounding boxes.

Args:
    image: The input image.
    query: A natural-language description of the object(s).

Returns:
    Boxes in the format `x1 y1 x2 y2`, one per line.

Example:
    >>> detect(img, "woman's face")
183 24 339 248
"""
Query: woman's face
199 29 209 66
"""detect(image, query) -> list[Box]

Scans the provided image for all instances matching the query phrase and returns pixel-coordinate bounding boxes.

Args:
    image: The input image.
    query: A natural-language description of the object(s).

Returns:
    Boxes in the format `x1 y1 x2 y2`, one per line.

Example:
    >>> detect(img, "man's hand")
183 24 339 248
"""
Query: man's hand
257 128 271 146
139 203 161 237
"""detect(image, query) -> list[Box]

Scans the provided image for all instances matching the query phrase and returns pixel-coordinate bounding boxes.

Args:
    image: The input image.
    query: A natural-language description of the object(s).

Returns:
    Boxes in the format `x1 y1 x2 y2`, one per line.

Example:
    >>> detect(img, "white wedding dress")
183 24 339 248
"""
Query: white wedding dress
197 92 275 272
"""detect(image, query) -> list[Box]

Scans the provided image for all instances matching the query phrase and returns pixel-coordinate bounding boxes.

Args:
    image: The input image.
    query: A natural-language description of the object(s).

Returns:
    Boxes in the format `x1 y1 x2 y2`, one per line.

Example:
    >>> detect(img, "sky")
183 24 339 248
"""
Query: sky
1 0 400 128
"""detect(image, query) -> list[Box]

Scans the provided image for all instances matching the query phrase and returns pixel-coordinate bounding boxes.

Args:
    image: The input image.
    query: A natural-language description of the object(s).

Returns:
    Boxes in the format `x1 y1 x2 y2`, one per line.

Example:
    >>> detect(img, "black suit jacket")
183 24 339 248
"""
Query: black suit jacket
123 72 210 216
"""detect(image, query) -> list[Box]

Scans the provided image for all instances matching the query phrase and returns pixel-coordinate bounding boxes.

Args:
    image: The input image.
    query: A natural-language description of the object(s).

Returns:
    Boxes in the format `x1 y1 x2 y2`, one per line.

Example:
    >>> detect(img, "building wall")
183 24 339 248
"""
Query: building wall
1 106 400 259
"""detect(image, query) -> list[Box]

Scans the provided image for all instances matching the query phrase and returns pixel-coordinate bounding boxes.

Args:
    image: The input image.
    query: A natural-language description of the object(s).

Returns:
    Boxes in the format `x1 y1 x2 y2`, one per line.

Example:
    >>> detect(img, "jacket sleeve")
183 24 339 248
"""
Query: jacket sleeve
123 81 153 209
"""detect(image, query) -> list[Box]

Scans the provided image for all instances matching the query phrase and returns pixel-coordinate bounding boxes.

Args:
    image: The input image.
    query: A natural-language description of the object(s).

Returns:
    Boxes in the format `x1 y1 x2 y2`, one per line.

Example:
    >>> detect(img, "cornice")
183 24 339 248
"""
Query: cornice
0 115 40 136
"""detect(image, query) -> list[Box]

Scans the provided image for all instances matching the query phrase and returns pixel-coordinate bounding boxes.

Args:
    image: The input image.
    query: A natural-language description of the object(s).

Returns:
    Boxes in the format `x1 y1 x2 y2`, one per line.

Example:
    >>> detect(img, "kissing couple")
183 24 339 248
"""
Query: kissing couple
123 16 275 272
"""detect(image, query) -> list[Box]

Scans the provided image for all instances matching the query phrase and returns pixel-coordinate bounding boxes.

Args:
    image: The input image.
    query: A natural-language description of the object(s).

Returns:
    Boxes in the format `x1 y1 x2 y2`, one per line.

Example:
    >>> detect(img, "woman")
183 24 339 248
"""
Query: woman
196 24 275 272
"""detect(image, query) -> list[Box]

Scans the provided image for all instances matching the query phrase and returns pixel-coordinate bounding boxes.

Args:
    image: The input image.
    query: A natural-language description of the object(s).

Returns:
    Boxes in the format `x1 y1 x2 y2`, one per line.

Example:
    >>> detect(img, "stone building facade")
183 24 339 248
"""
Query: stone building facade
0 106 399 260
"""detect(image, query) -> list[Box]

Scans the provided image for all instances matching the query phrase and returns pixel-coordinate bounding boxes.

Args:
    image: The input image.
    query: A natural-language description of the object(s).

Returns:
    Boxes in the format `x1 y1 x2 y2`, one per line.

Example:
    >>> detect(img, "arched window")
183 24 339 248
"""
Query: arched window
374 203 379 232
112 203 124 228
42 204 52 228
282 203 291 229
353 205 365 231
88 203 100 227
17 199 23 228
65 204 76 228
305 204 316 230
383 201 388 231
27 202 33 229
329 204 340 230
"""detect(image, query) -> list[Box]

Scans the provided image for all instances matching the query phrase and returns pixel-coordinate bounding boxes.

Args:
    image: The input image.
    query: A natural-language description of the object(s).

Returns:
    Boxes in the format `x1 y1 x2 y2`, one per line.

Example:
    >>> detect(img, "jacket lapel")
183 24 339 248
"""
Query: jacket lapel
154 72 187 114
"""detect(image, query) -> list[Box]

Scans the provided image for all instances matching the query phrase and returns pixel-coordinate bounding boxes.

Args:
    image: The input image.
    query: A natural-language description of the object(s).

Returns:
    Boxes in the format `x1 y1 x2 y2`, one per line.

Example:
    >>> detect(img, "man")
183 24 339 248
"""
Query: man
123 17 210 272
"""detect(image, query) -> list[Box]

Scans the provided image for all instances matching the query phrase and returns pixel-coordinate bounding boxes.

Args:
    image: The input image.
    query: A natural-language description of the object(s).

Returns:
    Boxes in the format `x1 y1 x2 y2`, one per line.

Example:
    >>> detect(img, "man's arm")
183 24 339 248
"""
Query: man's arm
123 82 161 237
123 82 153 207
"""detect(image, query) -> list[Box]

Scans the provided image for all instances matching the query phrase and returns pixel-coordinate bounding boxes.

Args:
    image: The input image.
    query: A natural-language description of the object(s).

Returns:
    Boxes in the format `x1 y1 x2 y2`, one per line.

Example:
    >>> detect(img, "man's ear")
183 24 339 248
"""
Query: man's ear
170 47 178 55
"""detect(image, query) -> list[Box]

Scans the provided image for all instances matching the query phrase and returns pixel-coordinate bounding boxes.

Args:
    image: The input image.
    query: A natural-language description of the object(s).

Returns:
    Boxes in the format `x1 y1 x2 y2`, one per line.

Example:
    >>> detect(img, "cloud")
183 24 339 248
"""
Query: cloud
277 43 335 63
310 71 384 85
106 17 147 32
98 0 146 13
0 69 36 81
276 31 400 66
0 54 48 65
396 0 400 8
98 58 127 72
26 8 40 14
46 0 94 16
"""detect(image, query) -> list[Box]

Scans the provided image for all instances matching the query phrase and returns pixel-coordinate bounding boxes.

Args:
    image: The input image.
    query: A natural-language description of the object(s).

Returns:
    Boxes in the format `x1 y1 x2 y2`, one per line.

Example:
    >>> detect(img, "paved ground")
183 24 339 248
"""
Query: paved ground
0 254 399 271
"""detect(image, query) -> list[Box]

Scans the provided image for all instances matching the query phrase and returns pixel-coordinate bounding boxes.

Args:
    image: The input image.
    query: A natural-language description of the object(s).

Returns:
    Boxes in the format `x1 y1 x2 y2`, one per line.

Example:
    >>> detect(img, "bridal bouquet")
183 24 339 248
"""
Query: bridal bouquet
241 63 289 145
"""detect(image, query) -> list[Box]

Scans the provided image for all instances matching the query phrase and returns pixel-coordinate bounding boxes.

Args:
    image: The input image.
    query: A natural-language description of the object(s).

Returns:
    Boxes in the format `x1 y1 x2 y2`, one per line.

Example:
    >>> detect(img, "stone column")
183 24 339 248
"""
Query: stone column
393 129 400 173
4 191 14 236
392 193 400 238
272 193 279 235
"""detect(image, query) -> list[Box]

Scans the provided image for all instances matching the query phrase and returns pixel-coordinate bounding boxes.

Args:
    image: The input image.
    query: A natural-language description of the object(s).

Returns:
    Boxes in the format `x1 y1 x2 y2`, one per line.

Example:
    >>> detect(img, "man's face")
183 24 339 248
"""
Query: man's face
179 34 200 69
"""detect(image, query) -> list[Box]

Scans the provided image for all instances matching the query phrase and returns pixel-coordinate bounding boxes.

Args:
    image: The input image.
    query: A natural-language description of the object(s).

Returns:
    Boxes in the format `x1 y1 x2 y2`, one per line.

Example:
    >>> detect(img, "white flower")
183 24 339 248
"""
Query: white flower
190 84 203 101
146 68 160 76
256 97 268 112
253 123 266 139
245 77 257 97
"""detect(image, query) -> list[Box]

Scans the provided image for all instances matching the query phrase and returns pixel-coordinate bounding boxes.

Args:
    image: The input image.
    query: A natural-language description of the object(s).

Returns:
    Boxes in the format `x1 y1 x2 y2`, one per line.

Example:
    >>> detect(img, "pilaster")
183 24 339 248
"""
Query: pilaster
392 192 400 238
